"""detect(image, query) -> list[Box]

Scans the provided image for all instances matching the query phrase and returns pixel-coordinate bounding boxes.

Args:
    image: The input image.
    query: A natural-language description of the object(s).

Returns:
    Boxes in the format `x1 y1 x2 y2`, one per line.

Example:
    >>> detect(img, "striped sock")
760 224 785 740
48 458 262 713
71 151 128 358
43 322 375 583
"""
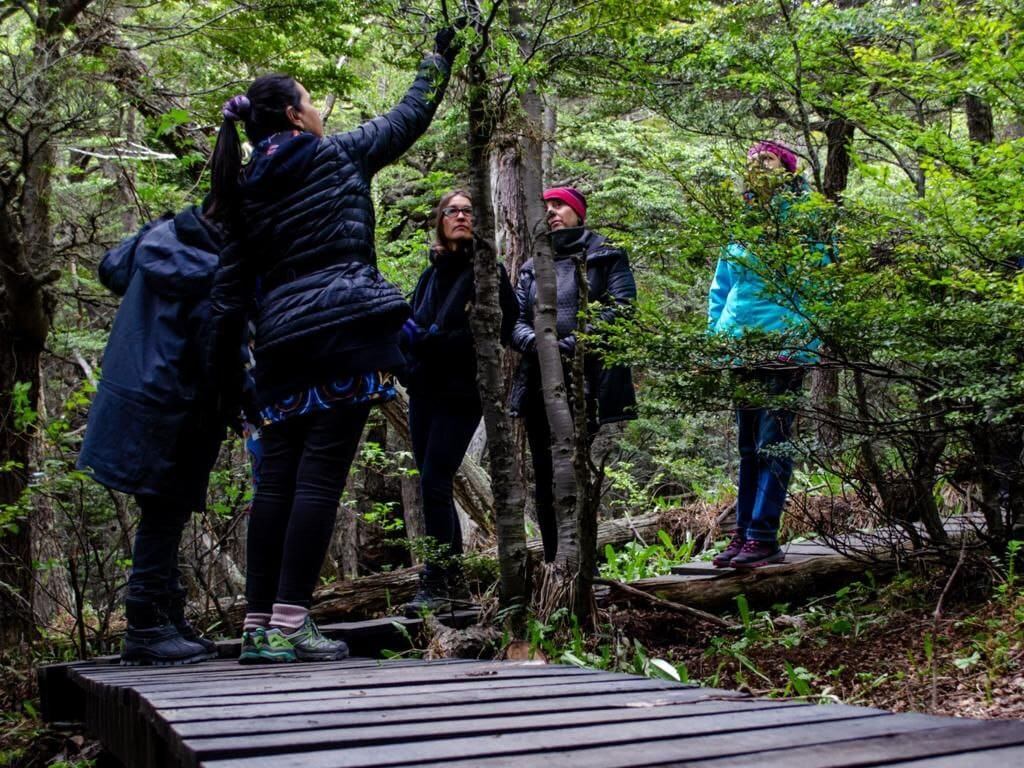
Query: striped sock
243 612 271 631
270 603 308 632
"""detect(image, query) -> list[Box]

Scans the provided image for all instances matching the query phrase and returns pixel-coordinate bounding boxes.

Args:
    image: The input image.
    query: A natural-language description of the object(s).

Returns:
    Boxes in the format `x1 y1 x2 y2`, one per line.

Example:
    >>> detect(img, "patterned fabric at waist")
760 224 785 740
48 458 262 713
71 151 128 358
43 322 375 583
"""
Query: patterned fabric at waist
259 371 396 426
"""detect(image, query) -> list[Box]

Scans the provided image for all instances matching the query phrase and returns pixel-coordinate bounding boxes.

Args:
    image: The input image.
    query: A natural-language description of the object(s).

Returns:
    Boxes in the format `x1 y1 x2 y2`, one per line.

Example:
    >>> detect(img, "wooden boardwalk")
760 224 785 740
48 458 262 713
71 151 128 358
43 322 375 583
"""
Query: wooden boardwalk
58 654 1024 767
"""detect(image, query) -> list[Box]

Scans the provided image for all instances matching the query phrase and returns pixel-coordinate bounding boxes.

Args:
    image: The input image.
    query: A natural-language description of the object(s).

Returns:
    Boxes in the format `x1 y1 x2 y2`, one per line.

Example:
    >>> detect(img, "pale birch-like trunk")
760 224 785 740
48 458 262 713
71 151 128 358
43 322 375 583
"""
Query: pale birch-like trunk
466 34 529 611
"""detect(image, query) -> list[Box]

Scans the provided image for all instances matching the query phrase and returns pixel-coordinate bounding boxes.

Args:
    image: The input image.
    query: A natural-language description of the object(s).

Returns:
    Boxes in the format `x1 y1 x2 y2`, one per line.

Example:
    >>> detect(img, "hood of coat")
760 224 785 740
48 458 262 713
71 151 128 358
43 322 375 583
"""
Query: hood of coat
549 226 621 263
240 130 320 203
135 206 223 298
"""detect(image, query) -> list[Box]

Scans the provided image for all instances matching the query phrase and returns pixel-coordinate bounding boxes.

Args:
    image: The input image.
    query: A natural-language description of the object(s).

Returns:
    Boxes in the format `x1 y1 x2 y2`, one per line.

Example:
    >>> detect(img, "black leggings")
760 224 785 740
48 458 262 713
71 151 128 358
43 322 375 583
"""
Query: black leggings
245 404 370 613
408 393 481 575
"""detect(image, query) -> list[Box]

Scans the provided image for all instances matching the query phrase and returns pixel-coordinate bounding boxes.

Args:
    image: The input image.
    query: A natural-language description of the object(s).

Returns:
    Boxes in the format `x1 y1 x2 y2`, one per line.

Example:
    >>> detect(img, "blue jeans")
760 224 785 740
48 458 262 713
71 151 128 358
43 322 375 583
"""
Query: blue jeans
734 368 804 543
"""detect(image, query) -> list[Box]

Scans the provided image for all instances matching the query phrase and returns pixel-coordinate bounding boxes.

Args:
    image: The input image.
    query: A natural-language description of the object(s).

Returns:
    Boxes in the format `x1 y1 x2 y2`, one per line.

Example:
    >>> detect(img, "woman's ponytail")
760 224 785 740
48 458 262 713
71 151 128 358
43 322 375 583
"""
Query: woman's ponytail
207 79 301 226
208 95 250 225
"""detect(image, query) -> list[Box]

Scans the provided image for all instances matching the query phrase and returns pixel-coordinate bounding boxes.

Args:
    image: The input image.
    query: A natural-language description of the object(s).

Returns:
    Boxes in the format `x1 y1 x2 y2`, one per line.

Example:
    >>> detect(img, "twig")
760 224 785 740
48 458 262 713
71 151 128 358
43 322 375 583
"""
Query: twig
931 532 968 711
595 578 740 631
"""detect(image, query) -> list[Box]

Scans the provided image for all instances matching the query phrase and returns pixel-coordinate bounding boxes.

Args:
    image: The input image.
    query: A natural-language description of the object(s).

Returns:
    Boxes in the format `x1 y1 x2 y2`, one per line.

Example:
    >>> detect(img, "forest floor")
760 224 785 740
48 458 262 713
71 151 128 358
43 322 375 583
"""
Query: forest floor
602 563 1024 720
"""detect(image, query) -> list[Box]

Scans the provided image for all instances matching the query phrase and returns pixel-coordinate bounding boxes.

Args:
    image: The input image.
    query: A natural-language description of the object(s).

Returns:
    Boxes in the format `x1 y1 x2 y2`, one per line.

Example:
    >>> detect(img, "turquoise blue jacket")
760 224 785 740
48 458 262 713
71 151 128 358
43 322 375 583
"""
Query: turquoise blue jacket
707 185 832 363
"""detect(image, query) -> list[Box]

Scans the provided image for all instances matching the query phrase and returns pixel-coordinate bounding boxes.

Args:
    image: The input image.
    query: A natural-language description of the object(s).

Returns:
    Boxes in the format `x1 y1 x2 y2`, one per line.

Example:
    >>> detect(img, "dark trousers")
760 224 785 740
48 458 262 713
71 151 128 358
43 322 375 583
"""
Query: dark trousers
408 393 481 578
245 404 370 613
126 495 192 627
734 368 804 543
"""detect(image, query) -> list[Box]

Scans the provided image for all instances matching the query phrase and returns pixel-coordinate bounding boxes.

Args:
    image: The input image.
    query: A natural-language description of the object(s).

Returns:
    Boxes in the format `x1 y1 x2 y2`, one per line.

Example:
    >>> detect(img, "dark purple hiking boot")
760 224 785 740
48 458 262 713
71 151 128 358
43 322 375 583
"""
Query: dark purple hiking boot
713 534 746 568
730 539 785 569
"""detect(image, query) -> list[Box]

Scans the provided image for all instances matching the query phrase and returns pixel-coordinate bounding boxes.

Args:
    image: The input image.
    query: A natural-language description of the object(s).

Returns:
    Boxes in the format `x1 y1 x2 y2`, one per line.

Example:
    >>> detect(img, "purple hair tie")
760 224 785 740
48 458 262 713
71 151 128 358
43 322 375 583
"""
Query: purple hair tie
222 94 251 122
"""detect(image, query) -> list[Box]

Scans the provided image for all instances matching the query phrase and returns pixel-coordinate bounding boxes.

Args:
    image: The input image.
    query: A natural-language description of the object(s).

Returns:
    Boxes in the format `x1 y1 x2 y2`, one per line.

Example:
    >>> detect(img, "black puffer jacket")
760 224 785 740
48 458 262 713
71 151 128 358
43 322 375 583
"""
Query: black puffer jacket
509 227 638 424
404 241 518 400
209 54 451 404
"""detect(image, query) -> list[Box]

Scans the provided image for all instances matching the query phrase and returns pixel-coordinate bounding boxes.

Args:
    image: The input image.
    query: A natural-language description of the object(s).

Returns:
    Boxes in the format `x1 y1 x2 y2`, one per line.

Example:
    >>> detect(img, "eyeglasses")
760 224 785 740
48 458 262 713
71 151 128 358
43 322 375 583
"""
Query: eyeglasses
442 206 474 219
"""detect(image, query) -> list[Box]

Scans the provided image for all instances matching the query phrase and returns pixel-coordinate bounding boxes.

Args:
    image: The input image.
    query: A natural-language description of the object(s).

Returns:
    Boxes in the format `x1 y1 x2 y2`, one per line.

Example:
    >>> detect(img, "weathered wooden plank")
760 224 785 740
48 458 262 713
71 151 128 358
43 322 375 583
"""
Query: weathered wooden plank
183 698 822 764
146 673 703 718
398 713 963 768
670 553 823 576
157 678 745 723
880 743 1024 767
139 670 611 713
72 657 470 690
70 656 448 682
200 705 887 768
673 718 1024 768
137 663 600 705
176 693 800 740
780 542 841 555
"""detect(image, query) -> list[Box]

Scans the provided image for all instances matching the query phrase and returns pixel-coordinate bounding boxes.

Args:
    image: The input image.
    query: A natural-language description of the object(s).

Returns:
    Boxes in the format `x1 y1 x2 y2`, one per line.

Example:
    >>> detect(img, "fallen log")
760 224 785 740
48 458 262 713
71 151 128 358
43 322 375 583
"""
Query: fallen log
205 510 695 631
488 511 677 560
593 578 738 630
613 554 897 615
207 568 424 631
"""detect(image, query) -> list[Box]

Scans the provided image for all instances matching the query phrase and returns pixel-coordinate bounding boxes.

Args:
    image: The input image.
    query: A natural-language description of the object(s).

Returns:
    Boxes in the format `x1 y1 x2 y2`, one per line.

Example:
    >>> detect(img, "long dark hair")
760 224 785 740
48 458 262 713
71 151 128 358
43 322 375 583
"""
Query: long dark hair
434 189 473 251
208 74 303 225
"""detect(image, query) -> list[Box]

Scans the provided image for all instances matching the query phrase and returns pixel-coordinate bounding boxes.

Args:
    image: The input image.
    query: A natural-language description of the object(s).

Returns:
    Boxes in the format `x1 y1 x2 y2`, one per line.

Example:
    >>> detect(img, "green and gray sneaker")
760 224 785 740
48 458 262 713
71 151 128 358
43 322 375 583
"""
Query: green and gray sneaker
239 627 269 664
257 628 299 663
281 616 349 662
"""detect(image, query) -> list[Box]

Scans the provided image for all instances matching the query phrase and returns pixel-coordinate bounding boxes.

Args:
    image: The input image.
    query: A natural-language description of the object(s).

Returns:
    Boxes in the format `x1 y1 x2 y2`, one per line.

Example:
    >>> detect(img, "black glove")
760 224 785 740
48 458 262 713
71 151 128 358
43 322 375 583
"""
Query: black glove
434 26 459 63
558 335 577 357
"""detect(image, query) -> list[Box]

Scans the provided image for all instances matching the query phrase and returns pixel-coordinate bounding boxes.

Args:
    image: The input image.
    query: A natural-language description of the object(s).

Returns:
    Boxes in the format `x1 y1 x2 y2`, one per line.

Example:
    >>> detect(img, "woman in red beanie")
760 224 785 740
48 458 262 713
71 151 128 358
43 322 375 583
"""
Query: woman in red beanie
509 186 637 562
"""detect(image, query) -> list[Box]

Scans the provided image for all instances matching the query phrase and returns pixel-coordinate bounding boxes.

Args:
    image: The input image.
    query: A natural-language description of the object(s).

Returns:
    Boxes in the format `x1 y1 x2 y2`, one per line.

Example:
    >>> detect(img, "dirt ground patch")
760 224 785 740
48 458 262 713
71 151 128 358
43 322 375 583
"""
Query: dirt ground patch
604 574 1024 720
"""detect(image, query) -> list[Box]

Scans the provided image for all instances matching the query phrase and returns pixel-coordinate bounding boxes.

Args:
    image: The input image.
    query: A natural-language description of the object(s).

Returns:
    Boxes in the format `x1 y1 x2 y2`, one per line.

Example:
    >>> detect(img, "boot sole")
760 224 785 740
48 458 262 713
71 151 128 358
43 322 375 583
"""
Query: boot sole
731 554 786 569
120 652 207 667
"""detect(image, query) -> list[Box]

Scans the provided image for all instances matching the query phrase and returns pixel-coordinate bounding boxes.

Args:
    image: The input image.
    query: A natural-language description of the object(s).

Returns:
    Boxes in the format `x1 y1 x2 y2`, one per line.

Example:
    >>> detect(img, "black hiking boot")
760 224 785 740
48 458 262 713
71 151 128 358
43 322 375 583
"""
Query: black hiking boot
403 572 452 618
166 598 218 660
174 617 219 660
445 562 478 611
120 624 209 666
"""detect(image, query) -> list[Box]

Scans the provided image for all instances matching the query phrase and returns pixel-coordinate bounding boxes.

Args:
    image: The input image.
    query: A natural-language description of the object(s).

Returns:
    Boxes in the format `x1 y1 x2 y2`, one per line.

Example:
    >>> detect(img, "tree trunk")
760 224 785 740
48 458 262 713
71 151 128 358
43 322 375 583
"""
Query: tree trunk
812 115 854 452
466 32 529 612
965 92 995 145
571 257 595 623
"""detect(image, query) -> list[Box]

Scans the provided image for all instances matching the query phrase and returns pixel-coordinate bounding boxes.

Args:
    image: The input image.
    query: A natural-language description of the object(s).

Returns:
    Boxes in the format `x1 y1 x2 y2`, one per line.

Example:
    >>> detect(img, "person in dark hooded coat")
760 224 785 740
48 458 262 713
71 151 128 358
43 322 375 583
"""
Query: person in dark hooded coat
509 186 637 563
205 27 458 663
78 204 225 666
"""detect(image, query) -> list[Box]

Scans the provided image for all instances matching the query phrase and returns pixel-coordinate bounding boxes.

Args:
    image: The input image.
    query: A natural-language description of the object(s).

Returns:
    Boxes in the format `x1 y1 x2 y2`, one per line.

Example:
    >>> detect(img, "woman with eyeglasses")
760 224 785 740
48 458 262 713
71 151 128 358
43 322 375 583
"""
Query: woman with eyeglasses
400 190 517 615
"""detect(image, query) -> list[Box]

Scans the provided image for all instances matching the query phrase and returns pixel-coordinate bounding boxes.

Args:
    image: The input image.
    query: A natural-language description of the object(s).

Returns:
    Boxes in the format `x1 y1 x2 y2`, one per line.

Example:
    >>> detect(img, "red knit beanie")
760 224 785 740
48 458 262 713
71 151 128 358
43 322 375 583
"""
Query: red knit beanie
542 186 587 223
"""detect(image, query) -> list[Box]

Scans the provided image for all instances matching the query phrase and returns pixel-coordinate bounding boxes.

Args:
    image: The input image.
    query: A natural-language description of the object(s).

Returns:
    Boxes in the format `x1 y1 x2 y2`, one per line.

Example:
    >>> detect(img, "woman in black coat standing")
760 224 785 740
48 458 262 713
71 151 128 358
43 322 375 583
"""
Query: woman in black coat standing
401 190 517 615
206 29 457 663
78 204 224 666
509 186 638 563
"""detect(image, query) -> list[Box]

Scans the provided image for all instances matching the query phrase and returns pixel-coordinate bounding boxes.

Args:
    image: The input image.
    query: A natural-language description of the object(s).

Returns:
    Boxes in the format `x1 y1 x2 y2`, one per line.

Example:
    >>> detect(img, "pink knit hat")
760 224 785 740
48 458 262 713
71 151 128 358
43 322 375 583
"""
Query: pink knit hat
542 186 587 222
747 141 798 173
